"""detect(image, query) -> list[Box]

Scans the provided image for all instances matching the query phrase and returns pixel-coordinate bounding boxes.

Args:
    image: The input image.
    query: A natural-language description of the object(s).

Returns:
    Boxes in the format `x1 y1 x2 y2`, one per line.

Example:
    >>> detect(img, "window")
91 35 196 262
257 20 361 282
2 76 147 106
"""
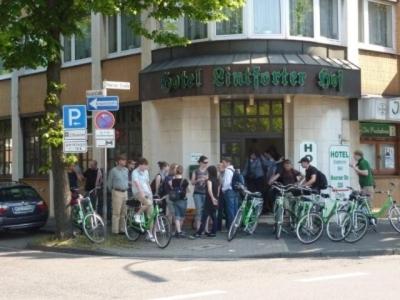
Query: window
23 117 48 177
63 17 91 63
368 1 393 48
253 0 281 35
108 106 142 168
184 18 207 40
320 0 339 40
0 120 12 177
108 14 141 54
216 7 243 35
289 0 314 37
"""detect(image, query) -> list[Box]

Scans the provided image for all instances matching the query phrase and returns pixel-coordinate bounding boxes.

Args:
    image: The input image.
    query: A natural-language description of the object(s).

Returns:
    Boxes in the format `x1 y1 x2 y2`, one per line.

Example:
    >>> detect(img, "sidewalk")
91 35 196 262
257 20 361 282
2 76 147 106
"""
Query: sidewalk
30 216 400 259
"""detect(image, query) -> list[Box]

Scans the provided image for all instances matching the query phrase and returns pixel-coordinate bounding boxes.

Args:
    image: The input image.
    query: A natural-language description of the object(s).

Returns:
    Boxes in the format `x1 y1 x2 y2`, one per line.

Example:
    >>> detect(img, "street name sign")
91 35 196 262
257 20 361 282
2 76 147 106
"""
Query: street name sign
87 96 119 111
86 89 106 97
95 129 115 148
103 80 131 90
63 105 87 129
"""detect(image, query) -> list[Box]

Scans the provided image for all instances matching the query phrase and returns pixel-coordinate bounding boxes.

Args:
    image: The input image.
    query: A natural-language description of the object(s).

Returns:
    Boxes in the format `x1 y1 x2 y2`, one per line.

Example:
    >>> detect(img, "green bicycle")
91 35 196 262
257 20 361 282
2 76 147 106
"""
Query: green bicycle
342 190 369 243
71 188 106 243
296 188 352 244
124 195 172 248
227 185 264 241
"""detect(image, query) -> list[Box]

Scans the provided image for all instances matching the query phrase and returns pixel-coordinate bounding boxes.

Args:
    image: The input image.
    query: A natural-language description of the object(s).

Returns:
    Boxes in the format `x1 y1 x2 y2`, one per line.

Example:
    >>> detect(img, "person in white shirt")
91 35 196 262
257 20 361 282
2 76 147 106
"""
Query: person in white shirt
218 157 238 230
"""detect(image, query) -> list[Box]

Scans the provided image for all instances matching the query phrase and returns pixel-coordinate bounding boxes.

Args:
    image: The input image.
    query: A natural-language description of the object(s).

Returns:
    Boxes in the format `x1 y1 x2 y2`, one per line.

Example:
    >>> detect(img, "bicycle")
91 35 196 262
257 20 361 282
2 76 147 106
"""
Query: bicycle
296 187 352 244
124 195 172 249
71 188 106 243
272 183 319 240
227 184 263 241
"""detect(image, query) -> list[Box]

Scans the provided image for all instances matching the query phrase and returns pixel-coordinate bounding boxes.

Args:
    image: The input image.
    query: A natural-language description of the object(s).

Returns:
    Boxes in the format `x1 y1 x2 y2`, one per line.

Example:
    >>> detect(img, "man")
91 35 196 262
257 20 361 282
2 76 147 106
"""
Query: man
220 157 238 230
242 151 266 193
131 157 155 241
351 150 374 206
83 160 103 212
299 157 326 192
107 154 129 235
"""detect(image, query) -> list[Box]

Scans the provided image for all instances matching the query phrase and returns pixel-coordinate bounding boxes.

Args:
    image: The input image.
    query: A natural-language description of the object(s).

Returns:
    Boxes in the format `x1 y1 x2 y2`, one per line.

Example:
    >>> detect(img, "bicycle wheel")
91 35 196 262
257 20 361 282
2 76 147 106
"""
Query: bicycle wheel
296 213 324 244
227 208 243 241
345 211 368 243
83 213 106 243
274 203 284 240
153 215 172 249
389 206 400 233
326 210 352 242
246 203 263 234
124 208 141 241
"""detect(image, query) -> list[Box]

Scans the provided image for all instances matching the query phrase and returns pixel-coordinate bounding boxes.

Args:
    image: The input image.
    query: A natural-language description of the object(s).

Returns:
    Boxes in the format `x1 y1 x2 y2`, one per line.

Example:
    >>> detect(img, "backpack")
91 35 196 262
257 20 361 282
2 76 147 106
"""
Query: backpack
150 174 164 196
316 170 328 190
230 169 245 192
169 179 186 202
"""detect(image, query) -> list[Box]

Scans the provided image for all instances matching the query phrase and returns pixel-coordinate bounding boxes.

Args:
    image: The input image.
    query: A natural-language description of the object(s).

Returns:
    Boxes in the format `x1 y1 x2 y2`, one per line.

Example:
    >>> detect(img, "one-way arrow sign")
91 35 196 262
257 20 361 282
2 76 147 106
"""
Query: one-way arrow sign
87 95 119 111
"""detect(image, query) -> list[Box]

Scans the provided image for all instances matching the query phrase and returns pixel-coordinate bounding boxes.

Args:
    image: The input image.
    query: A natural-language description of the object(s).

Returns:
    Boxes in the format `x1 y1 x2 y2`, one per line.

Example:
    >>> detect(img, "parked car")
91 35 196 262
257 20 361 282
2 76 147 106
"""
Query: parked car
0 182 48 231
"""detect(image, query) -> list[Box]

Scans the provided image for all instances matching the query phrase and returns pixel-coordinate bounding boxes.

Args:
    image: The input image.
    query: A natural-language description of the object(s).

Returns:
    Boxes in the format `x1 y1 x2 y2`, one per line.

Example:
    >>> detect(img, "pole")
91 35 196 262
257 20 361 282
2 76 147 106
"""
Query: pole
103 148 108 225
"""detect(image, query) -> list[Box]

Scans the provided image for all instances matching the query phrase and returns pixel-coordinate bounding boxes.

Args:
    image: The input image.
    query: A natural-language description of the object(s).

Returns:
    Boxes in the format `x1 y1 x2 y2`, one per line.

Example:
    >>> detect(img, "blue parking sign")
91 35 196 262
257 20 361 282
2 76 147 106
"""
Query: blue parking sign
63 105 87 129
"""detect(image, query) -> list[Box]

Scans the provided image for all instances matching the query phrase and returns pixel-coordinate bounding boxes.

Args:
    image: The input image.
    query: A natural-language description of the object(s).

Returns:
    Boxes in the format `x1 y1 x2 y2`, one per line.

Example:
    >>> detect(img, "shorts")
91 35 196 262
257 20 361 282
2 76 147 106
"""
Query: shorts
193 193 206 221
173 199 187 220
133 193 153 206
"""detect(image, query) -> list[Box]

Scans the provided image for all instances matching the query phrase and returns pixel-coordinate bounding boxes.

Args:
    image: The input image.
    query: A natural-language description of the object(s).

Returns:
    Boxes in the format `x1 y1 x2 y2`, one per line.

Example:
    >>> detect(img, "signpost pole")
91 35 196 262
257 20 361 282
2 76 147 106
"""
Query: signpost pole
103 148 108 225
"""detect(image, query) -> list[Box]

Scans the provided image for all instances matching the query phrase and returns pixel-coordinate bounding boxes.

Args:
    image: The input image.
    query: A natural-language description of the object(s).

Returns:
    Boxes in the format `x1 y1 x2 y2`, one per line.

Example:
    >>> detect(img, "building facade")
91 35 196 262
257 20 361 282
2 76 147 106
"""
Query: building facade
0 0 399 213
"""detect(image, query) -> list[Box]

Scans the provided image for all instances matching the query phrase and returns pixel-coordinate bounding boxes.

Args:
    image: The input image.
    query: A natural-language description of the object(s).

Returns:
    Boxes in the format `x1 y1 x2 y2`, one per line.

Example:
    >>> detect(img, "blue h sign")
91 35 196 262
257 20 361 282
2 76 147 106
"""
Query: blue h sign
63 105 87 129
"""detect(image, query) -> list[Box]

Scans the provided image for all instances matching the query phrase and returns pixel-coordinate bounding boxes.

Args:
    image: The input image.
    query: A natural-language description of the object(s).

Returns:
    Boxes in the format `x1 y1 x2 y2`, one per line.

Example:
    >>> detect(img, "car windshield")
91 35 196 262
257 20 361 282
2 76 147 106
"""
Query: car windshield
0 186 41 202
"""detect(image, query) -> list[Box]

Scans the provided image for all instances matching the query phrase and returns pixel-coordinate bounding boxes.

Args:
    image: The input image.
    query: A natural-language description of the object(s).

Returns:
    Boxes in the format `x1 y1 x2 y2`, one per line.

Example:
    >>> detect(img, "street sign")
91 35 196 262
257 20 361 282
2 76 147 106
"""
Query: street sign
63 140 87 153
64 129 87 140
87 96 119 111
86 89 106 97
103 80 131 90
63 105 87 129
329 145 350 189
299 141 318 167
95 129 115 148
94 111 115 129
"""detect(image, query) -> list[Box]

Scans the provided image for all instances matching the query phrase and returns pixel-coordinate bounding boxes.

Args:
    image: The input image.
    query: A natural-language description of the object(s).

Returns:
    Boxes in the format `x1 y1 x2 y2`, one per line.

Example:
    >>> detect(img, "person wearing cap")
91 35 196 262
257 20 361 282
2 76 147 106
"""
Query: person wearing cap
107 154 129 234
299 156 320 191
350 150 374 206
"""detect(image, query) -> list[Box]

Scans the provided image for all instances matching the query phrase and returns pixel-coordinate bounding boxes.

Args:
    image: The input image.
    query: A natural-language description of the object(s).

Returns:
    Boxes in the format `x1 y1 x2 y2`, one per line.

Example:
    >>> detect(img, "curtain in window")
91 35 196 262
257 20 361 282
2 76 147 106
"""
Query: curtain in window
75 18 91 60
121 14 141 51
254 0 281 34
320 0 338 39
184 19 207 40
108 15 117 53
368 2 392 48
289 0 314 37
216 8 243 35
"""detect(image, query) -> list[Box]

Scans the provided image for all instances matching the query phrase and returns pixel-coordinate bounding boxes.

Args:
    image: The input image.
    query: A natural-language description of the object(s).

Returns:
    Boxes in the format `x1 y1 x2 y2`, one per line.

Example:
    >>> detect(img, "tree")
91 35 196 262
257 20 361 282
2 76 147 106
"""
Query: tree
0 0 244 239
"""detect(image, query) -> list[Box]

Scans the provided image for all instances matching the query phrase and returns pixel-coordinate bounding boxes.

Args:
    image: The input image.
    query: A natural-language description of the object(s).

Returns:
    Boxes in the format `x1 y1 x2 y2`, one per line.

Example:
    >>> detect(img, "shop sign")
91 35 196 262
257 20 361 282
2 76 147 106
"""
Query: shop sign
329 145 350 189
190 153 203 163
299 141 318 167
360 122 396 137
388 99 400 120
161 69 203 92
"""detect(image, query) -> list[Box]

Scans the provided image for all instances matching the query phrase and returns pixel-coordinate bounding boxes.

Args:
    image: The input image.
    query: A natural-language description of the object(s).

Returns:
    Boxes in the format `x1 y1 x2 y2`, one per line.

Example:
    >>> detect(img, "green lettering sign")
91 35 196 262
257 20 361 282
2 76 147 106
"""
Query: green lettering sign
317 68 343 91
360 122 396 137
161 69 203 92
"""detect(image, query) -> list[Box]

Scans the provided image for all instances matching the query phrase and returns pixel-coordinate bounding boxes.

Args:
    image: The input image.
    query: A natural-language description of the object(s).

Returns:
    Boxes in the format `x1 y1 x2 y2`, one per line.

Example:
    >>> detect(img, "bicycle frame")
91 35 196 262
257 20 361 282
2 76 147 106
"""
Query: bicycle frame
127 199 162 232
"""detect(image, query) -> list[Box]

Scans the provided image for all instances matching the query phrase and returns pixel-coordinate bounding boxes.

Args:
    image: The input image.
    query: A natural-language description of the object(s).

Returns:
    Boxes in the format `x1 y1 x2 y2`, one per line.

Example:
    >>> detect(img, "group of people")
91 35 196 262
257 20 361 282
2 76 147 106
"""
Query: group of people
68 147 375 241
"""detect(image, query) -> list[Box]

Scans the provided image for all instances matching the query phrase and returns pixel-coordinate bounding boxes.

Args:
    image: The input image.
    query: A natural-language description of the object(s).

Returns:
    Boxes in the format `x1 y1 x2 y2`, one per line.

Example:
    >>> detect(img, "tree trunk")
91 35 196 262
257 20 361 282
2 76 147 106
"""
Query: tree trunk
46 59 72 239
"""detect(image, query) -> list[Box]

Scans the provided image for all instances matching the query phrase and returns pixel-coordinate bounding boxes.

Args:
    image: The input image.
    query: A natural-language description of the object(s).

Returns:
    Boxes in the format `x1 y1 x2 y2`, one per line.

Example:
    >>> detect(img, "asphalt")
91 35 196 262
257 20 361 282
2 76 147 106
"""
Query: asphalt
20 216 400 260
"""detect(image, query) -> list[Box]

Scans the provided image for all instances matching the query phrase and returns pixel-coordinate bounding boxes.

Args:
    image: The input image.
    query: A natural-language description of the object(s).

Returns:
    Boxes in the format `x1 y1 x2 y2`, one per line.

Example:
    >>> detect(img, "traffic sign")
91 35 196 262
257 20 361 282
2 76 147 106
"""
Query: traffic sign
87 96 119 111
95 129 115 148
63 105 87 129
94 111 115 129
103 81 130 90
64 129 87 140
86 89 106 97
63 140 87 153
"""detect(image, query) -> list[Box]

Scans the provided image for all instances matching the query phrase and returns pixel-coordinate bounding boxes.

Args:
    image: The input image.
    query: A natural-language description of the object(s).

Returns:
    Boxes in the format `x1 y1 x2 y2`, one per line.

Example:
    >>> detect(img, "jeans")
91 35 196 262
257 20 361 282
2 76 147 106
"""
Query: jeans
193 193 206 223
217 193 225 231
223 189 238 229
197 206 217 235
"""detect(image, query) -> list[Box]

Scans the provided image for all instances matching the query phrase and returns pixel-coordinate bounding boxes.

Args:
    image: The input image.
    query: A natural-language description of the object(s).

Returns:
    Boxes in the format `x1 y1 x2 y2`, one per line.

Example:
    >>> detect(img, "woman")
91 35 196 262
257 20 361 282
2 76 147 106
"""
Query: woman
151 161 170 197
191 165 219 238
191 155 209 231
168 165 189 238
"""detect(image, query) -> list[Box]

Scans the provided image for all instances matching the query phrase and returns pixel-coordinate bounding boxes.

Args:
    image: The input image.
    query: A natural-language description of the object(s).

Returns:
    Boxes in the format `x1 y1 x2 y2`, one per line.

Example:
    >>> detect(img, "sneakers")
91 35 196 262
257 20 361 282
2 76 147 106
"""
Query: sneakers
189 233 202 240
134 214 142 223
174 231 186 238
146 231 156 243
206 233 216 238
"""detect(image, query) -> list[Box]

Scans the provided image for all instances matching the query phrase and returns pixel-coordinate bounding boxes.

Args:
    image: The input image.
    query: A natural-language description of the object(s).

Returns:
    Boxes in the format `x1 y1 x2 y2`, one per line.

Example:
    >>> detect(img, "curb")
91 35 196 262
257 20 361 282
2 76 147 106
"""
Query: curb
26 243 400 260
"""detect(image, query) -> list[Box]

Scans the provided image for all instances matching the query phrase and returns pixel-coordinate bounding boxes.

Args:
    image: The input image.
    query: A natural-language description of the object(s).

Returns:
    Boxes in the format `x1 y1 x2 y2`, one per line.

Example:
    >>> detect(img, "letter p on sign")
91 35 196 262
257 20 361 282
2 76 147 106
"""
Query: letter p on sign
63 105 87 130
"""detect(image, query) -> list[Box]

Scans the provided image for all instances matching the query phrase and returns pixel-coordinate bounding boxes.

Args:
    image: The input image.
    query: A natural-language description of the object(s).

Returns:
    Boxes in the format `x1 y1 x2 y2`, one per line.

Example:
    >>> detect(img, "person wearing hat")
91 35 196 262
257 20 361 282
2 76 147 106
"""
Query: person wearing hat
350 150 374 206
107 154 129 234
299 156 321 191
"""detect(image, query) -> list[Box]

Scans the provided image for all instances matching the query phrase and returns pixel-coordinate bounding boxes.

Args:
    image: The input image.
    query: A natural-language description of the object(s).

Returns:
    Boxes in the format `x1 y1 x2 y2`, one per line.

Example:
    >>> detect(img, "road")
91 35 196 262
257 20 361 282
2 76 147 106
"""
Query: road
1 244 399 300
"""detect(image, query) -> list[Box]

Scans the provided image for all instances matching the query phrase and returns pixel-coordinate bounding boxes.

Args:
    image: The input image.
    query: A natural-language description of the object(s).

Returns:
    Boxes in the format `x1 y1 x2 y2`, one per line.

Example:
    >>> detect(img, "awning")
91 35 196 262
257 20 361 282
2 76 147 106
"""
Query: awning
140 53 361 101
